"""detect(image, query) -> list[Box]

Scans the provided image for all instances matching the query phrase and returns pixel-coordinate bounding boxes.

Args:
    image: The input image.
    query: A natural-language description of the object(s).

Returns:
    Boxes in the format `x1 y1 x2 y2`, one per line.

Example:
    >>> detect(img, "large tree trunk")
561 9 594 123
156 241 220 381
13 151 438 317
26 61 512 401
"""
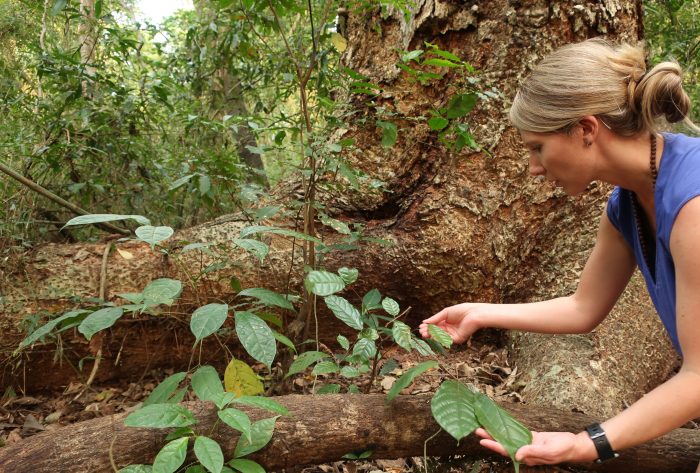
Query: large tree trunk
0 394 698 473
0 0 676 421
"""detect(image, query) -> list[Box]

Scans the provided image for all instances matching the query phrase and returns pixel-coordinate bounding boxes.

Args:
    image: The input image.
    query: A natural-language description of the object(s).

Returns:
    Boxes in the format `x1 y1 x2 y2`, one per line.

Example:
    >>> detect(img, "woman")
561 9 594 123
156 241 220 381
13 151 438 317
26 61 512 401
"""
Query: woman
420 38 700 467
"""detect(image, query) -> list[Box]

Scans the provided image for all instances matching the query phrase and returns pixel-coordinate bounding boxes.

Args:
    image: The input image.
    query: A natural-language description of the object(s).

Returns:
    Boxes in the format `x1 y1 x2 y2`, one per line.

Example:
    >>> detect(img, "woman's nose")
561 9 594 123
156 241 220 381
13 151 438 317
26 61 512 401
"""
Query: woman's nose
528 155 545 176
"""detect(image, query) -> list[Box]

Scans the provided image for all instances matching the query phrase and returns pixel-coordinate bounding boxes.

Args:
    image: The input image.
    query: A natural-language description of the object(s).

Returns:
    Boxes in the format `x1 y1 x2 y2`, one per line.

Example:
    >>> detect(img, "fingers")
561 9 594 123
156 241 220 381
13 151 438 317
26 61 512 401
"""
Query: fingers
475 428 493 440
421 308 448 325
479 439 509 457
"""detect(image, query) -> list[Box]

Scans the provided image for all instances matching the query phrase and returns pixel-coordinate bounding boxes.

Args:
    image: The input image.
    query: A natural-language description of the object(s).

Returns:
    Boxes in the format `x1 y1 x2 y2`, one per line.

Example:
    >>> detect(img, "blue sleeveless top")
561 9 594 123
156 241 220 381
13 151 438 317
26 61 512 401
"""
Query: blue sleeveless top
607 133 700 355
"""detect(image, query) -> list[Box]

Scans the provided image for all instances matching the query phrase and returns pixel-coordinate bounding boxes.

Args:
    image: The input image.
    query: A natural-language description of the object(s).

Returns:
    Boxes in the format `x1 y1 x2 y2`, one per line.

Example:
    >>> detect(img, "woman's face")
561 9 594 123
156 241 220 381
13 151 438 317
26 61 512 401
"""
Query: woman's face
520 129 592 195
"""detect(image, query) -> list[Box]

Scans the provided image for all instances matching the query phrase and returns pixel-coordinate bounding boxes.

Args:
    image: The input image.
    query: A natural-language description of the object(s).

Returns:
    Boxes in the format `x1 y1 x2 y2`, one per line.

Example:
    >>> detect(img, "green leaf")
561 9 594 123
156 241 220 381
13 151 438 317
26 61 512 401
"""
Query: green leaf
324 295 362 330
143 372 187 406
376 121 397 147
401 49 424 62
135 226 174 246
142 278 182 306
231 396 289 415
427 324 453 348
337 267 358 284
312 361 339 375
233 239 269 263
428 117 449 131
272 330 296 352
446 93 477 119
153 437 188 473
78 307 124 340
191 366 224 402
319 214 352 235
50 0 67 17
239 225 322 244
228 459 266 473
386 360 438 402
381 297 400 316
391 321 412 352
218 0 236 8
423 58 461 68
340 365 362 378
94 0 103 17
63 214 150 228
305 271 346 296
119 466 152 473
18 310 88 349
210 392 236 410
286 351 329 377
234 416 279 458
362 289 382 311
218 408 252 443
316 384 341 394
235 311 276 368
191 304 229 343
238 288 294 311
410 337 435 356
474 393 532 471
379 358 399 376
431 380 479 441
337 335 350 351
352 338 376 359
195 436 224 473
224 359 263 396
430 48 462 62
124 404 196 428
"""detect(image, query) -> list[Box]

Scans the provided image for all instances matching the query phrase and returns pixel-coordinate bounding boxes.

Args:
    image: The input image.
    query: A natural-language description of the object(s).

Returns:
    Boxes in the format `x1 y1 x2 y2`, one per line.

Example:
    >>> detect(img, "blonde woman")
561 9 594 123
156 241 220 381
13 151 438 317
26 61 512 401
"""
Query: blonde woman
420 38 700 467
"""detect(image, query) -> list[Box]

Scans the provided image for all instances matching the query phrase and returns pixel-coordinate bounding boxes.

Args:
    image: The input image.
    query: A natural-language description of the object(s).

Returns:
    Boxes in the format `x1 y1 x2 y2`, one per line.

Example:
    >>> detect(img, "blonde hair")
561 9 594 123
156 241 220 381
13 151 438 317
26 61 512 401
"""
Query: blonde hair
509 38 699 135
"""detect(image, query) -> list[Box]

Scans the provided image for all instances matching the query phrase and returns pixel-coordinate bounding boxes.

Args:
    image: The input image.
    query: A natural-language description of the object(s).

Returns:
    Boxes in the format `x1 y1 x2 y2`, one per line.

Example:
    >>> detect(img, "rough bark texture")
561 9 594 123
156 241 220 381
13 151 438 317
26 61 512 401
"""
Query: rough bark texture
0 0 677 420
0 394 698 473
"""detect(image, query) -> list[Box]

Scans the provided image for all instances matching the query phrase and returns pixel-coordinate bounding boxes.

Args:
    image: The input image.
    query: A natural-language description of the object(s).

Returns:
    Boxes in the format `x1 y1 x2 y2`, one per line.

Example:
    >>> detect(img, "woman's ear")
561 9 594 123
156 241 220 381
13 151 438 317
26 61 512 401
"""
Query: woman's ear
578 115 599 146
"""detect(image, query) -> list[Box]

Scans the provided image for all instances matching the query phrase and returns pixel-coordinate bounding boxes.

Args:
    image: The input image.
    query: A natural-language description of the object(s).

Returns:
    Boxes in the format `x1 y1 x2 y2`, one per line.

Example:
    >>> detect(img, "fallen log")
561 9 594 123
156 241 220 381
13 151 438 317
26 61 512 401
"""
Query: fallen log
0 394 697 473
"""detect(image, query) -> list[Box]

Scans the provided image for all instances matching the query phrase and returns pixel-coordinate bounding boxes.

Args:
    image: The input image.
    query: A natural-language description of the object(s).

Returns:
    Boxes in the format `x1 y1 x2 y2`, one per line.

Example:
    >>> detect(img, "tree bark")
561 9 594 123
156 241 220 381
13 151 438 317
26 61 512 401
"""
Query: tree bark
0 394 697 473
0 0 677 421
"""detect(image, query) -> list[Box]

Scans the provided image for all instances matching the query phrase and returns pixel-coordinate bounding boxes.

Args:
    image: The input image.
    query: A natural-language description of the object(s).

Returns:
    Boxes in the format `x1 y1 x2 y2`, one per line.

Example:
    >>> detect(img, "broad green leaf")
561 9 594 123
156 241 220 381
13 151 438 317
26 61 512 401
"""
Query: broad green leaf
391 321 412 352
142 278 182 306
379 358 399 376
238 288 294 310
312 361 339 375
430 48 462 62
386 361 438 402
191 366 224 402
340 365 361 378
135 226 174 246
191 304 229 342
234 416 279 458
231 396 289 415
305 271 345 296
324 295 362 330
423 58 461 68
286 351 330 377
272 330 296 352
375 120 397 147
218 408 252 443
210 392 236 410
428 117 449 131
431 380 479 441
316 384 341 394
228 459 266 473
152 437 188 473
235 311 276 368
428 324 453 348
257 312 283 328
410 337 435 356
401 49 424 62
233 239 269 263
319 214 351 235
18 310 87 349
195 436 224 473
78 307 124 340
94 0 103 17
474 393 532 472
239 225 322 244
352 338 376 359
119 466 152 473
143 372 187 406
381 297 400 316
124 404 196 428
362 289 382 311
446 93 477 119
337 267 358 284
63 213 150 228
165 427 194 441
337 335 350 351
224 359 264 396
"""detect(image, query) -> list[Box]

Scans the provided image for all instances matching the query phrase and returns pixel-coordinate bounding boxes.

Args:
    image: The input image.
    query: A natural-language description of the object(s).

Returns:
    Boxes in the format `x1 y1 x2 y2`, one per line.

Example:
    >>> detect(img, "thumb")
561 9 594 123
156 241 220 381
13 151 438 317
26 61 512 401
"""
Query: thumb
422 308 448 324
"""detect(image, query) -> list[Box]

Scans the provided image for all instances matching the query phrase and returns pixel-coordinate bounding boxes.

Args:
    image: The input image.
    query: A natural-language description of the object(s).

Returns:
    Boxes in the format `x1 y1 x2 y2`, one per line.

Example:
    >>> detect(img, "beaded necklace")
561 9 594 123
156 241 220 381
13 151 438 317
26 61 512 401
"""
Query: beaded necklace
629 133 658 278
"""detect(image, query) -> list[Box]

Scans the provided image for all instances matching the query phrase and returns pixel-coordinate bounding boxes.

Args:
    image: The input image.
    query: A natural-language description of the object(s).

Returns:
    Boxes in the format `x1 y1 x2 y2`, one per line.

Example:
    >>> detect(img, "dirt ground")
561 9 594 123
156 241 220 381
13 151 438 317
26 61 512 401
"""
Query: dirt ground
0 330 582 473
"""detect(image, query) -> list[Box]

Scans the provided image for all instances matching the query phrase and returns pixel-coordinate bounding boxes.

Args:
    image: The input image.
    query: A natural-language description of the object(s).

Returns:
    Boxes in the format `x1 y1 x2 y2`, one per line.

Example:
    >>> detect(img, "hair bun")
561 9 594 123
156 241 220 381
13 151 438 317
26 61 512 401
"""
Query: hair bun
636 62 690 125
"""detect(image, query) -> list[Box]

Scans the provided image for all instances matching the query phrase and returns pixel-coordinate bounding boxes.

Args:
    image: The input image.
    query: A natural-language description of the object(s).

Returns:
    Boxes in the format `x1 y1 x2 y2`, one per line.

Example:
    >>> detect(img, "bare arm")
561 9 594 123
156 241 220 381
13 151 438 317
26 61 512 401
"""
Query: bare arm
420 210 636 340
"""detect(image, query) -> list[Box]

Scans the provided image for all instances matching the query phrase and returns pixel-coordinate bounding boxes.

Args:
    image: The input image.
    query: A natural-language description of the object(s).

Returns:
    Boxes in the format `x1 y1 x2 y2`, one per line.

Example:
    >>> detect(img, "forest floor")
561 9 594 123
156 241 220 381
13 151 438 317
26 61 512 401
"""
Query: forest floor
0 330 582 473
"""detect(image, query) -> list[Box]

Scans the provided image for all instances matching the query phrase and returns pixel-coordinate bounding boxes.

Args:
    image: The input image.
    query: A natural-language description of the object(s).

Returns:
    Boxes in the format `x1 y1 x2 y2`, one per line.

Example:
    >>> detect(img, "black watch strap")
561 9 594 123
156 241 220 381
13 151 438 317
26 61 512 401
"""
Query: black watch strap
585 423 619 463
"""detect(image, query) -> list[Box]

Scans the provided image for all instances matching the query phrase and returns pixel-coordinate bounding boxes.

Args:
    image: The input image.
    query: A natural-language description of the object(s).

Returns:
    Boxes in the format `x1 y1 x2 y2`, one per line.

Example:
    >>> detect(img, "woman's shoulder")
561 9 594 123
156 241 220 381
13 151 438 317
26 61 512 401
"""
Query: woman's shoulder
662 132 700 155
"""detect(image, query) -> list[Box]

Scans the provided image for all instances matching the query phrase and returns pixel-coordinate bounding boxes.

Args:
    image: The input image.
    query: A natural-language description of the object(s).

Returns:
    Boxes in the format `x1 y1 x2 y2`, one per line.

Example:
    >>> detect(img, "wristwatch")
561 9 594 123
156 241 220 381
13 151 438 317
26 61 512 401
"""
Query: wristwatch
585 423 619 463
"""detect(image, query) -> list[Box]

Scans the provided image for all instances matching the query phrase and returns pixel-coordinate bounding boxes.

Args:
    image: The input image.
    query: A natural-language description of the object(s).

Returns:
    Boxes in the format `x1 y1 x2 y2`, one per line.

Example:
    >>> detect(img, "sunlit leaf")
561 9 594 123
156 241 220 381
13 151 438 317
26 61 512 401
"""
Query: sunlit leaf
330 33 347 52
224 359 264 396
63 213 150 228
135 226 174 246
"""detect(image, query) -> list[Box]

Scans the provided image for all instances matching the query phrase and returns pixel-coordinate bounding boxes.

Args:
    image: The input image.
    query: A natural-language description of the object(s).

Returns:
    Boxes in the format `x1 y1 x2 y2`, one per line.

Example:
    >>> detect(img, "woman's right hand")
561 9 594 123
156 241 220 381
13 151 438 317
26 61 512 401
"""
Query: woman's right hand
419 303 485 344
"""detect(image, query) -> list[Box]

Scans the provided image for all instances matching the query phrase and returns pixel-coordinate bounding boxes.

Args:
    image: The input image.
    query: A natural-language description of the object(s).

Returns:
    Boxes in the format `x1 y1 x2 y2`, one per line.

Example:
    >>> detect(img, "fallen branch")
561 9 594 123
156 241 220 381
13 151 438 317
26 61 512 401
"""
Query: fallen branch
0 394 697 472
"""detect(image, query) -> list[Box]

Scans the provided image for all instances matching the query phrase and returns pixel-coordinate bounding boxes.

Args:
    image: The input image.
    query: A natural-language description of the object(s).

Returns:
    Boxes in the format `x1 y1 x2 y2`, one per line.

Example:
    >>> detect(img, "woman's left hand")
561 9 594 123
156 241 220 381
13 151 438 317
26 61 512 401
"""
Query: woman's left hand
475 428 598 465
